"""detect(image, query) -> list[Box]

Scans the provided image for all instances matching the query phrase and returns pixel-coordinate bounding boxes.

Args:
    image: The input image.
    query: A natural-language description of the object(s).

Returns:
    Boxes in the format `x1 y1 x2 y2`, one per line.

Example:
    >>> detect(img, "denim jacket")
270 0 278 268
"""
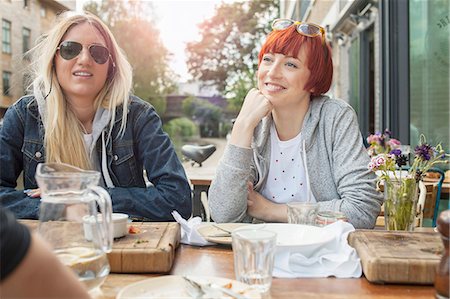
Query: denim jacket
0 95 192 220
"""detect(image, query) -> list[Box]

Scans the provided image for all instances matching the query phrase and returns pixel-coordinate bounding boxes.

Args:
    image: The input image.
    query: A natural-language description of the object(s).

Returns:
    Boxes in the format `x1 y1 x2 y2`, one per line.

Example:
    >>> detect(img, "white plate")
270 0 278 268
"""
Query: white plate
197 223 249 245
116 275 261 299
236 223 335 257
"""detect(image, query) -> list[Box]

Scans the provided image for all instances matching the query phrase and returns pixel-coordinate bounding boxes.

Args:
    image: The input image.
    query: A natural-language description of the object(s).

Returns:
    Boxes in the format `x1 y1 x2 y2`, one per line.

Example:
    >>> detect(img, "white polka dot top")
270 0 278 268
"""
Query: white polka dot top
260 123 316 204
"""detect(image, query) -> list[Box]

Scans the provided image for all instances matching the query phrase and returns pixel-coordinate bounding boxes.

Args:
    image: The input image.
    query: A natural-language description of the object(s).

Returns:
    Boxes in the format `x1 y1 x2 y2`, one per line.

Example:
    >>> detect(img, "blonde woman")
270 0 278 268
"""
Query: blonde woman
0 11 191 220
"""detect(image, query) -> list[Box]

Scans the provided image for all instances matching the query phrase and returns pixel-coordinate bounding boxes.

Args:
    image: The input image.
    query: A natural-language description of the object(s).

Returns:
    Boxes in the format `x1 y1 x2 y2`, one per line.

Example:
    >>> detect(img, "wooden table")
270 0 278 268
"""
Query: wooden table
94 244 435 299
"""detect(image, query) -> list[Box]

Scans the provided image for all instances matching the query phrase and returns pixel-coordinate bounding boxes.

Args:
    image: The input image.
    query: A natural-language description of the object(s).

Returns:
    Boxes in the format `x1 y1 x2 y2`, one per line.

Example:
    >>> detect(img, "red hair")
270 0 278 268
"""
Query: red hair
258 26 333 96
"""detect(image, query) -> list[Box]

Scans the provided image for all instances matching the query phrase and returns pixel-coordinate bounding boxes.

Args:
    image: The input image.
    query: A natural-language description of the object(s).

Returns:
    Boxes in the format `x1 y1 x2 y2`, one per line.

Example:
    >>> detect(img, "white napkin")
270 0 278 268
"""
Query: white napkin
171 211 216 246
273 221 362 278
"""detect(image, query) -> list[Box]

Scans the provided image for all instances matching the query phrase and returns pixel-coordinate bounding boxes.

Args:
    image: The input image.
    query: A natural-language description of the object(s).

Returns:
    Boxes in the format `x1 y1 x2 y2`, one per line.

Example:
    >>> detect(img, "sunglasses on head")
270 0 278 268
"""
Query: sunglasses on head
57 41 112 65
272 18 325 44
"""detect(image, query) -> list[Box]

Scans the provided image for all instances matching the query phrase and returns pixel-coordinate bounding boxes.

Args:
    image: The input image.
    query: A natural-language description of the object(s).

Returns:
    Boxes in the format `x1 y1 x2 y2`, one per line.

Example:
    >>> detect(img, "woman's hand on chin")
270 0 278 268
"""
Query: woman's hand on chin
237 88 273 128
229 89 273 148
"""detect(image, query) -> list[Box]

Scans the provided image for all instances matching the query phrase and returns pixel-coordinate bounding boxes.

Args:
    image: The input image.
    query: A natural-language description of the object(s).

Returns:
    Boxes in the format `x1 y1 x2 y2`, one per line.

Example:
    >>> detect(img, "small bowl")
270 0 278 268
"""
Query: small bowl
83 213 129 241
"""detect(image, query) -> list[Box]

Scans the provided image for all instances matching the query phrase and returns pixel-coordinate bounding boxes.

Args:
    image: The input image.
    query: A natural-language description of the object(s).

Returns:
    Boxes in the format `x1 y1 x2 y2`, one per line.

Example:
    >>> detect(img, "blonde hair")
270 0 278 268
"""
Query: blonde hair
30 11 132 169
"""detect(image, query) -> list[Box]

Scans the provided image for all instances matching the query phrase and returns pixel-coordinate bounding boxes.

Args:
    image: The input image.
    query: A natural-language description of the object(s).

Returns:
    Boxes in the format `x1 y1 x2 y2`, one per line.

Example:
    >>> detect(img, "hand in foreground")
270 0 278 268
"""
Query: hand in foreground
246 182 288 222
24 188 41 198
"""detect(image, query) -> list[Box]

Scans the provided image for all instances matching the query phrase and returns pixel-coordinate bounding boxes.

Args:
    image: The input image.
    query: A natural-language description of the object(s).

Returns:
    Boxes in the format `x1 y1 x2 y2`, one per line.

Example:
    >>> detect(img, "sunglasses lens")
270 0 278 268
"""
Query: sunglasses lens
59 41 82 60
273 19 294 30
89 45 110 64
297 23 321 36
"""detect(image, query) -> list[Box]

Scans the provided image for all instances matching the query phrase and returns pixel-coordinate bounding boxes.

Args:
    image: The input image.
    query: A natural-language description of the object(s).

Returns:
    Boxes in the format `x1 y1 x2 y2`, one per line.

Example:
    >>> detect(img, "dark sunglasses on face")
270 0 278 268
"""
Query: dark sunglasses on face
57 41 112 64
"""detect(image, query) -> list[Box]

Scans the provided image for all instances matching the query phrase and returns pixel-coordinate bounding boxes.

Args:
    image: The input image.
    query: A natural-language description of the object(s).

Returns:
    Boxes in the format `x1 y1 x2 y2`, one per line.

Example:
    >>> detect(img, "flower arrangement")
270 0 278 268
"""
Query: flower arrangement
367 132 449 230
366 129 402 158
368 134 448 183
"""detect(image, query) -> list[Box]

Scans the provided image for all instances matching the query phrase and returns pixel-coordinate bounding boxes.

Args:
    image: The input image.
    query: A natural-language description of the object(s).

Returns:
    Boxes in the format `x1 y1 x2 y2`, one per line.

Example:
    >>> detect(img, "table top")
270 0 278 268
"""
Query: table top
94 244 436 299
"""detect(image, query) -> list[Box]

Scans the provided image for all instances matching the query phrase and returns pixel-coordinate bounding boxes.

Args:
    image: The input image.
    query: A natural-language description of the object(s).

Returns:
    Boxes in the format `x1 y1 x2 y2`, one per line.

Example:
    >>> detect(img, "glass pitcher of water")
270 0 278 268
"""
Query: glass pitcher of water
36 163 113 290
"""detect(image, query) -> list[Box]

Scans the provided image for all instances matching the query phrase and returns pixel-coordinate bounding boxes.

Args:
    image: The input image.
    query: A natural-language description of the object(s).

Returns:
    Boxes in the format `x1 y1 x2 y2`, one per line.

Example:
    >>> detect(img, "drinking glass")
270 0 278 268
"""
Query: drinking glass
287 202 319 225
231 229 276 293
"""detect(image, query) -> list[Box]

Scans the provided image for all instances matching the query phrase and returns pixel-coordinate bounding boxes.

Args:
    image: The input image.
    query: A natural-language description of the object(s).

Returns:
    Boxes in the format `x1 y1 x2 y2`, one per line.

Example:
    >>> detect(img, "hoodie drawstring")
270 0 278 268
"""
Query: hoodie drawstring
302 140 312 202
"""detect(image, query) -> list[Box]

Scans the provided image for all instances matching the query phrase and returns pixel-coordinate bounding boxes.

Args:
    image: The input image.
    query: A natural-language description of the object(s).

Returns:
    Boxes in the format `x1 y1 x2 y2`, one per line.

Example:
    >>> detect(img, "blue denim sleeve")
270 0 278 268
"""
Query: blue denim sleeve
0 103 40 219
107 103 192 221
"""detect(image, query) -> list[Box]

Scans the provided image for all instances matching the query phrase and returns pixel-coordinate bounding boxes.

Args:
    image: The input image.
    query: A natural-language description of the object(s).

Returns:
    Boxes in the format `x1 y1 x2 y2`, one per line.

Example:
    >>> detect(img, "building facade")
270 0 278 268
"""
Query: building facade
280 0 449 154
0 0 74 118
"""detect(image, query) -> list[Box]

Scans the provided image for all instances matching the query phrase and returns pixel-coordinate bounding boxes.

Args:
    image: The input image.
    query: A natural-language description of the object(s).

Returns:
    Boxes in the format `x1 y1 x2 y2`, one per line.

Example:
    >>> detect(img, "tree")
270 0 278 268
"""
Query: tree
226 69 257 113
186 0 278 96
182 96 222 137
84 0 177 115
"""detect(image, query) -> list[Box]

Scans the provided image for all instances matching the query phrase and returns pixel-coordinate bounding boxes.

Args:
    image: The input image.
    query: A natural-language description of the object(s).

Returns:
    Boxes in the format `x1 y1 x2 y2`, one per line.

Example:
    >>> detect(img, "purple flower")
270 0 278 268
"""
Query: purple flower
389 149 402 156
414 144 434 161
384 129 392 138
395 154 408 167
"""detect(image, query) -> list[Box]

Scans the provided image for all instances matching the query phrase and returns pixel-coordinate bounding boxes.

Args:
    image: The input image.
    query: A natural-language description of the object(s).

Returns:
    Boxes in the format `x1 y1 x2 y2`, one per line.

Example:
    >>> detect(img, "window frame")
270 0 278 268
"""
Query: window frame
380 0 410 144
22 27 31 54
3 71 12 96
2 19 12 54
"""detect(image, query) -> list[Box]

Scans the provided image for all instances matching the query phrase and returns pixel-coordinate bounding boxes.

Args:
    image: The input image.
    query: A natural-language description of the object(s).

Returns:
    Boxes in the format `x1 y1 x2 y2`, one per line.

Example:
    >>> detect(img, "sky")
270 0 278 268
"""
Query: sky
153 1 224 82
77 0 227 82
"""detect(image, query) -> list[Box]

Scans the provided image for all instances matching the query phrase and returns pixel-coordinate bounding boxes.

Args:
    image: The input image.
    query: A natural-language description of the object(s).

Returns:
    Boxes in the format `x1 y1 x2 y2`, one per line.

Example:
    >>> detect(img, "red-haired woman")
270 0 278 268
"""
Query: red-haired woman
208 19 382 229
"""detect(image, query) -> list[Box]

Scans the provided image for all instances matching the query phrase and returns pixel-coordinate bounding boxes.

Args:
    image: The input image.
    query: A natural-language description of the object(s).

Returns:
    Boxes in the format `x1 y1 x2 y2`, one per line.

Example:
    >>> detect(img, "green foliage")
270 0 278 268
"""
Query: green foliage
147 95 167 116
163 117 198 139
181 96 197 117
186 0 278 94
180 97 223 137
219 121 233 138
84 0 177 104
226 69 257 113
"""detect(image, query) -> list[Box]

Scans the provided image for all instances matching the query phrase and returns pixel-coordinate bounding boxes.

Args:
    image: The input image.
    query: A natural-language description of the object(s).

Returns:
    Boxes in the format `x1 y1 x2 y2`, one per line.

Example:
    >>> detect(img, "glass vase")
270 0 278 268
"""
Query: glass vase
384 178 418 231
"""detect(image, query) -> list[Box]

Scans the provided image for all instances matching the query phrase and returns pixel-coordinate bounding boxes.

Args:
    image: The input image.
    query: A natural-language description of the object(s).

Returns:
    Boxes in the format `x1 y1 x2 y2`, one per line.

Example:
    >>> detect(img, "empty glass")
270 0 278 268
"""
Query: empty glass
232 229 276 293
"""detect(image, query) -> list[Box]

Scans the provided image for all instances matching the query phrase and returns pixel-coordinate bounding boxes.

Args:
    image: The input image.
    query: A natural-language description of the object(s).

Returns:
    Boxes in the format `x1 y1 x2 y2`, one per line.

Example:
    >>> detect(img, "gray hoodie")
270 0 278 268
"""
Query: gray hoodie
208 95 383 229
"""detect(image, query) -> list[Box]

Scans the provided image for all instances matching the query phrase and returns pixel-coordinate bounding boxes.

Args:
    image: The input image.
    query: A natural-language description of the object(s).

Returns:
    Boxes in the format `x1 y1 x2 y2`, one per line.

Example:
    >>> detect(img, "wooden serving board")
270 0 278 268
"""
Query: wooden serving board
21 220 180 274
348 230 443 284
108 222 180 273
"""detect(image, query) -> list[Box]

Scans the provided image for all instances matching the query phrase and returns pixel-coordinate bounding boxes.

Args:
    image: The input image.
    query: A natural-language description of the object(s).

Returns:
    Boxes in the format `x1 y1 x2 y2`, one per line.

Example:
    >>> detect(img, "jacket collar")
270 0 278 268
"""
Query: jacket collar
25 96 42 122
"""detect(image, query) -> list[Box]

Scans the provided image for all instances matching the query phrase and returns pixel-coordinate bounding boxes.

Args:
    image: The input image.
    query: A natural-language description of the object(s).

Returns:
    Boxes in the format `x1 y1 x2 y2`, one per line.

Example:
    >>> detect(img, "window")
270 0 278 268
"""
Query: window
3 72 12 96
299 0 312 20
2 19 11 54
409 0 450 153
23 27 31 54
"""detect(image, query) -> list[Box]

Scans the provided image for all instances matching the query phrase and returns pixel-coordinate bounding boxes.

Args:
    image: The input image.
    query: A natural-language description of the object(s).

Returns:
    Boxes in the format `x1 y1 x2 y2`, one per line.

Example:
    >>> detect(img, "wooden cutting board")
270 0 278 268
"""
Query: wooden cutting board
348 230 443 284
108 222 180 273
21 220 180 274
